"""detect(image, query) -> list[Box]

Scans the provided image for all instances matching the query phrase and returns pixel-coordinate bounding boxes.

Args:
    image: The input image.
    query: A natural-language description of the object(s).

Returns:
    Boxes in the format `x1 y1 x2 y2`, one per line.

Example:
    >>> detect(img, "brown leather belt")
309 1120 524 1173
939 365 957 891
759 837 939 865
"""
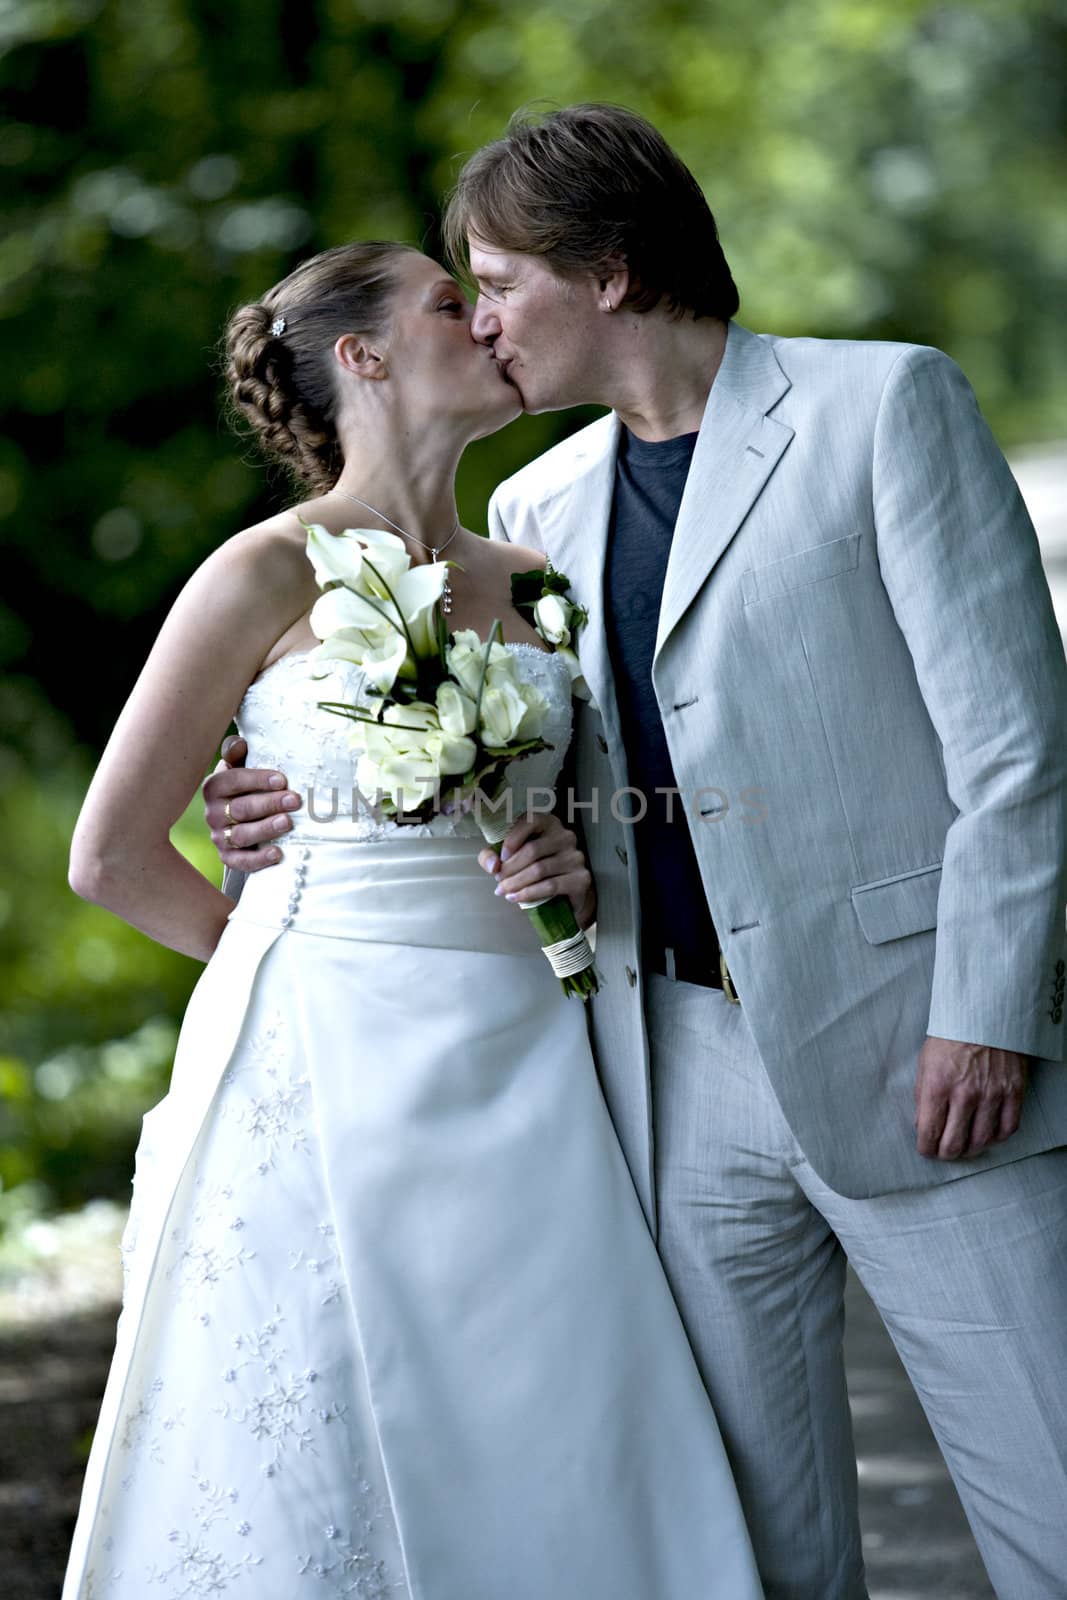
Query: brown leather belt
645 946 741 1003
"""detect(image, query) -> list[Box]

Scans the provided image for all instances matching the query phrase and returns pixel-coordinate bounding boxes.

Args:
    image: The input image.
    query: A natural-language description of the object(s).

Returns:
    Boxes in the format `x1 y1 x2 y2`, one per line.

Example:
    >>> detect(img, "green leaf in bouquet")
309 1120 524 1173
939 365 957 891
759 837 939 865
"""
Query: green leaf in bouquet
458 736 551 793
315 701 432 734
471 617 504 734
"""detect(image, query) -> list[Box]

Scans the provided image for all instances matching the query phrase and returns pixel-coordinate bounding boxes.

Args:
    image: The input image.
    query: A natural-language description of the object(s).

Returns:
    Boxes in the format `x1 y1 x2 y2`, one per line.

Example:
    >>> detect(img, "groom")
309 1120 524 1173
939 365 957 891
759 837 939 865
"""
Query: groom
205 107 1067 1598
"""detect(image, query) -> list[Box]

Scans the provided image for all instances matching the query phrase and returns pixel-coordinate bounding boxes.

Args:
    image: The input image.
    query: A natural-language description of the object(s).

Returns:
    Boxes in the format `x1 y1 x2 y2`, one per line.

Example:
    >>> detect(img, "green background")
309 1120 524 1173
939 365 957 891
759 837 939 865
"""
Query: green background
2 0 1065 1241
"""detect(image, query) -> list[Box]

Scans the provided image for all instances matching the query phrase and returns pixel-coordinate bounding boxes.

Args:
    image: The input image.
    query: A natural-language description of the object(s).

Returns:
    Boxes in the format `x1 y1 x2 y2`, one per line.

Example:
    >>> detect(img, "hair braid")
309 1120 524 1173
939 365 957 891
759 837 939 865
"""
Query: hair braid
222 242 418 496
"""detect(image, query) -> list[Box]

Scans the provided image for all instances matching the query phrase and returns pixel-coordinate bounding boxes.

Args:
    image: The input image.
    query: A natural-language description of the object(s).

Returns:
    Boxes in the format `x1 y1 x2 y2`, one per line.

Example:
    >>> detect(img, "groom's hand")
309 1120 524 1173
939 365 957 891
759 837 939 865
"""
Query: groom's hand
478 813 596 930
914 1036 1030 1161
202 735 302 873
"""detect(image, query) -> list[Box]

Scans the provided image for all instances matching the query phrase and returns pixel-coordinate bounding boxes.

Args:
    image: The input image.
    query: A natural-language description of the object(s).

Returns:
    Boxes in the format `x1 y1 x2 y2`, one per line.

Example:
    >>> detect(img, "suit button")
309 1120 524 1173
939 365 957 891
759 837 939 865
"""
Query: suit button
625 965 637 987
1054 1007 1063 1023
1057 960 1065 976
615 844 628 865
596 733 609 754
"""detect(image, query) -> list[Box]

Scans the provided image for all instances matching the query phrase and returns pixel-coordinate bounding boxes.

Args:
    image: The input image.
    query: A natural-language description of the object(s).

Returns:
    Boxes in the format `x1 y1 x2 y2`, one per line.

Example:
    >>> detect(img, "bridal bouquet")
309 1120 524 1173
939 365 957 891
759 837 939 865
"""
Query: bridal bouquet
305 524 597 998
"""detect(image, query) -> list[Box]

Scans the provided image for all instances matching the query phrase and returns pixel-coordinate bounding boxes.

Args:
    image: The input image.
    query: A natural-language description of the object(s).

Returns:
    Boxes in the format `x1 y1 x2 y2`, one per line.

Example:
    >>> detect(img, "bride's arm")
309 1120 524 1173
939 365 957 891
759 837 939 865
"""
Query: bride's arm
69 530 310 962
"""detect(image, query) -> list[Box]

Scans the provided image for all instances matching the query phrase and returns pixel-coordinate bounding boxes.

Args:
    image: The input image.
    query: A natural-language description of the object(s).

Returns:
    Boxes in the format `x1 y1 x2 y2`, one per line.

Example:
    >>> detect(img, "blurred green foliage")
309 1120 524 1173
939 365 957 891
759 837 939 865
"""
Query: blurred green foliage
2 0 1065 1232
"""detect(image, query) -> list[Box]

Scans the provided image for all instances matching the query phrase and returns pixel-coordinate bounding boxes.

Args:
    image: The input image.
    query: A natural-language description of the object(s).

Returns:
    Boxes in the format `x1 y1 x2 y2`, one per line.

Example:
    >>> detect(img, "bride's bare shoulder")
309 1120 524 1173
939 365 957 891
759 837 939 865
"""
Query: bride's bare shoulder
206 505 320 594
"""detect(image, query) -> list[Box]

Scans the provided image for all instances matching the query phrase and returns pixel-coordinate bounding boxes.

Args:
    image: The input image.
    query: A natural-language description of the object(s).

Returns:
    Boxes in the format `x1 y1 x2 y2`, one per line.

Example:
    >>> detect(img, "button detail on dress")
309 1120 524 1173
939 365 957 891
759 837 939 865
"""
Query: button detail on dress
625 966 637 987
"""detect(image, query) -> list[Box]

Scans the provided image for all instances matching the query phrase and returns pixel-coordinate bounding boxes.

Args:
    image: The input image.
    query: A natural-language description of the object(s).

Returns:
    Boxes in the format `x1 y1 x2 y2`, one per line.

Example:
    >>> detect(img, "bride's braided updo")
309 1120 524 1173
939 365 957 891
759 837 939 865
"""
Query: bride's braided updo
224 241 418 495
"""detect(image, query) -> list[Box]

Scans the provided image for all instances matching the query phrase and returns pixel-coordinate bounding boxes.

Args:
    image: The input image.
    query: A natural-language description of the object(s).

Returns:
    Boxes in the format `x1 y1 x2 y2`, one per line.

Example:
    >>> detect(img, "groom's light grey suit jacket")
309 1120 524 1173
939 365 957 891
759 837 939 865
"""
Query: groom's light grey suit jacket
489 321 1067 1221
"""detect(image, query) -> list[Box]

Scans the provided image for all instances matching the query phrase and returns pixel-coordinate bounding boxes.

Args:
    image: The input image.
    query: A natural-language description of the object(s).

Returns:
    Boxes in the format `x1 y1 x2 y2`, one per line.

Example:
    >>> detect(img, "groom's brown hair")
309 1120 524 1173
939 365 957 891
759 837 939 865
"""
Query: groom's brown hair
444 103 739 322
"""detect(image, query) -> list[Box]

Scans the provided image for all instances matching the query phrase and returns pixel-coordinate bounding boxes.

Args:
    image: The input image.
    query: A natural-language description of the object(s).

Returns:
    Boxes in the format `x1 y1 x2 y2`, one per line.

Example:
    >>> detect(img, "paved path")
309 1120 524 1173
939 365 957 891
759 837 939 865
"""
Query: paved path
845 1271 993 1599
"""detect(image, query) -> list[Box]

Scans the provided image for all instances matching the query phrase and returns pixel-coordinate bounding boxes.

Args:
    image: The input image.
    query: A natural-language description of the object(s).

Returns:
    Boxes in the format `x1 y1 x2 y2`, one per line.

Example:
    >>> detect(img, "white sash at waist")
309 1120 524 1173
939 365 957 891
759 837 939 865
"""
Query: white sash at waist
228 832 541 957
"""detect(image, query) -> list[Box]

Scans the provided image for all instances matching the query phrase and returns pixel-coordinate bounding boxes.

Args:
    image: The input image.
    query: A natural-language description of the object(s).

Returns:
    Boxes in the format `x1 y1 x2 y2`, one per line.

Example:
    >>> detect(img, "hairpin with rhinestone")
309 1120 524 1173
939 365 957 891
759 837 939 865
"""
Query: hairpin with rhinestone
270 315 286 337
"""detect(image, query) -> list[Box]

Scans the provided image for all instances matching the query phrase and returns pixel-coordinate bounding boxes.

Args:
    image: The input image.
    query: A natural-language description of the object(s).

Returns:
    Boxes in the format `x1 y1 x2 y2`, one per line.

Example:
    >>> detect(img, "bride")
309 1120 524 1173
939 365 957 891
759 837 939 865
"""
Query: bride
64 241 763 1599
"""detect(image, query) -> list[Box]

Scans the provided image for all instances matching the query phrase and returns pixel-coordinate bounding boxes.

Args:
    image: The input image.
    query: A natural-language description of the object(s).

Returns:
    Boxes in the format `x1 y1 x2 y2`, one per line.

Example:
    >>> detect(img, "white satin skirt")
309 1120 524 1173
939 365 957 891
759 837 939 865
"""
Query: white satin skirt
64 834 762 1599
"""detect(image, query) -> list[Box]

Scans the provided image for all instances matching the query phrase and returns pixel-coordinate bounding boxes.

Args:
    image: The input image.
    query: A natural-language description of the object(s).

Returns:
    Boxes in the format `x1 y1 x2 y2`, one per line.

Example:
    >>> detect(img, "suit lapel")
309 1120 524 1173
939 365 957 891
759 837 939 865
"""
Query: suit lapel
535 414 623 739
654 323 794 663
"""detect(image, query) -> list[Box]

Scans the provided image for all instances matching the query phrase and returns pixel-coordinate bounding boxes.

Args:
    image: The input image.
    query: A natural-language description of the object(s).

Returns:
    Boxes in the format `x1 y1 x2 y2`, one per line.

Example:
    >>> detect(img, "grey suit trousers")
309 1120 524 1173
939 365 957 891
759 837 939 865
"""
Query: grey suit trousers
646 973 1067 1600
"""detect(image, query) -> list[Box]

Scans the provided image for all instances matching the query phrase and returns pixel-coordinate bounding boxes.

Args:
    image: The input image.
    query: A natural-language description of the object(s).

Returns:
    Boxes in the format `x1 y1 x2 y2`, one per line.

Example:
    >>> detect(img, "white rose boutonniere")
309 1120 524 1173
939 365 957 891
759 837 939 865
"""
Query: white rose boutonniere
511 564 591 701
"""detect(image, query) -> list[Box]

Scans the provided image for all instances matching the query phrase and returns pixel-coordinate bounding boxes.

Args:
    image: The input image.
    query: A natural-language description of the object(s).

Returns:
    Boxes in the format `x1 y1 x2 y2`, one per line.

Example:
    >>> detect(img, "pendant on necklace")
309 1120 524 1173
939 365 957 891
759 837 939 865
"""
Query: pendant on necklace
433 549 454 615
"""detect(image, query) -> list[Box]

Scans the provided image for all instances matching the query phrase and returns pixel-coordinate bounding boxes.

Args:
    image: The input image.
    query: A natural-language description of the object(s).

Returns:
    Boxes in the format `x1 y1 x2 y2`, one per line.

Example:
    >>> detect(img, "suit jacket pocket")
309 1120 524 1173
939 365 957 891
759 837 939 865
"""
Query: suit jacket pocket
741 533 861 606
850 862 942 944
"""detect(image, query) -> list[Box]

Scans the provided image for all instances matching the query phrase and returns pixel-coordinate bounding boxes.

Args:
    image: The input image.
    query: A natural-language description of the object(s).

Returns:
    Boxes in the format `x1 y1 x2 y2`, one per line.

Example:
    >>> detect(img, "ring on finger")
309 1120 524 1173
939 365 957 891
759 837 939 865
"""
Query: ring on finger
224 824 235 846
224 799 236 826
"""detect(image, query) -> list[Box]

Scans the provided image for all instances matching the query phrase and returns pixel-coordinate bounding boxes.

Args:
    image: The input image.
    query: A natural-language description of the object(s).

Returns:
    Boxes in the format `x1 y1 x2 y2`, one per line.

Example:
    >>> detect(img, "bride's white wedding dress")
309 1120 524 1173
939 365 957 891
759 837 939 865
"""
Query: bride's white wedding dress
64 643 762 1600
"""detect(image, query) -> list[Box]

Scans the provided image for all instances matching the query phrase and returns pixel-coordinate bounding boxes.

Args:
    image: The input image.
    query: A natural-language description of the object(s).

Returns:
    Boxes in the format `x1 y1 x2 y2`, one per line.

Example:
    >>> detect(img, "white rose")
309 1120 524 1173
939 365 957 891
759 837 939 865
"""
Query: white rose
480 678 535 747
383 700 438 735
514 681 548 741
484 651 523 692
533 593 571 647
446 631 511 699
425 730 477 776
436 680 478 737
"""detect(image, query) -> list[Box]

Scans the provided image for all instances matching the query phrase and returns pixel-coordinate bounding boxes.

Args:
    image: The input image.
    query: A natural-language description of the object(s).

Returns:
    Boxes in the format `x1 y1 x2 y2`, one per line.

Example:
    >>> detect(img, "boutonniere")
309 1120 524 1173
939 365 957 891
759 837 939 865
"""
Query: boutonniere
510 562 591 700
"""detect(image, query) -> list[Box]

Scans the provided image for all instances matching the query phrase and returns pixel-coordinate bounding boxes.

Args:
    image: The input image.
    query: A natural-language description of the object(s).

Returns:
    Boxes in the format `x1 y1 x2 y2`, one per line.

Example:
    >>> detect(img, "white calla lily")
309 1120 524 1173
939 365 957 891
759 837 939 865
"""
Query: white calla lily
310 583 399 641
390 563 449 656
305 524 411 598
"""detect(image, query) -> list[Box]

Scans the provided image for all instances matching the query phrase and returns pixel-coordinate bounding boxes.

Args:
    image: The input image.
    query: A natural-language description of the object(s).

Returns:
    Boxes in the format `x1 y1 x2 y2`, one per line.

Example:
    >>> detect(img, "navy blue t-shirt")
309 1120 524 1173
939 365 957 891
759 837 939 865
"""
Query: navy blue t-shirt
603 426 720 964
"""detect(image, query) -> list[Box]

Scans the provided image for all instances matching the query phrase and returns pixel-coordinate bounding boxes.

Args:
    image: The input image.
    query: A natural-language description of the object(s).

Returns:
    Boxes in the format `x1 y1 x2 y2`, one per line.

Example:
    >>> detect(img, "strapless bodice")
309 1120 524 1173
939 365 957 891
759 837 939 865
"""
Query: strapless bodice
235 642 574 845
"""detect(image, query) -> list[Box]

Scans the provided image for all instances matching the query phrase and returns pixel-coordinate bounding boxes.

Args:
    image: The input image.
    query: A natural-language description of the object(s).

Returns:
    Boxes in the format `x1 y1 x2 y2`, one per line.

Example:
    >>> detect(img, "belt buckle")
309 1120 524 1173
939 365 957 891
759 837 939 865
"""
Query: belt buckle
719 950 741 1004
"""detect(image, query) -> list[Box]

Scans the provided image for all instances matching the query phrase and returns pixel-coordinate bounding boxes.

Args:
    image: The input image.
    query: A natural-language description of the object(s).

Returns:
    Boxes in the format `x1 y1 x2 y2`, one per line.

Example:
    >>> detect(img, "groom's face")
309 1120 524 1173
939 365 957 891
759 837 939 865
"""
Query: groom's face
467 240 606 415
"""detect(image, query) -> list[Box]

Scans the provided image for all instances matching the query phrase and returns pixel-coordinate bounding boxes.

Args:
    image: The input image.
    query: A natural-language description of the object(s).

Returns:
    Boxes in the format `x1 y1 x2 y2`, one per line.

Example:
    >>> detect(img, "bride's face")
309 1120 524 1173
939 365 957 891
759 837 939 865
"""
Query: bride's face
379 254 521 437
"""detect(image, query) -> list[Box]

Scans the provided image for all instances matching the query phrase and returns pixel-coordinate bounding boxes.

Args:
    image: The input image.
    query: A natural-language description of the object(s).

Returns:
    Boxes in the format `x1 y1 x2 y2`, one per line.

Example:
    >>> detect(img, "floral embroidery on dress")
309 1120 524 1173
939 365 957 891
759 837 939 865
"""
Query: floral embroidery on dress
296 1467 403 1598
145 1471 263 1596
214 1308 335 1475
119 1376 185 1470
233 1069 311 1173
153 1184 257 1333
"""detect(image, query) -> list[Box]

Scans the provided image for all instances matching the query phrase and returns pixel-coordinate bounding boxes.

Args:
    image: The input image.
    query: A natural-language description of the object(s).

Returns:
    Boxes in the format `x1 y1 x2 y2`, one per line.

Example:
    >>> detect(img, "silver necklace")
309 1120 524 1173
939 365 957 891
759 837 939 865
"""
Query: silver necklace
334 489 460 615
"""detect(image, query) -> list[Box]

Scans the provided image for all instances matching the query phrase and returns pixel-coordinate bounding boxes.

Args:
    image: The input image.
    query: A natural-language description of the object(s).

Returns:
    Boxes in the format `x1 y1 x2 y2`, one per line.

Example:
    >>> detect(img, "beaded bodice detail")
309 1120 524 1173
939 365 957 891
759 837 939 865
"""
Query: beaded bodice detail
235 644 574 843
